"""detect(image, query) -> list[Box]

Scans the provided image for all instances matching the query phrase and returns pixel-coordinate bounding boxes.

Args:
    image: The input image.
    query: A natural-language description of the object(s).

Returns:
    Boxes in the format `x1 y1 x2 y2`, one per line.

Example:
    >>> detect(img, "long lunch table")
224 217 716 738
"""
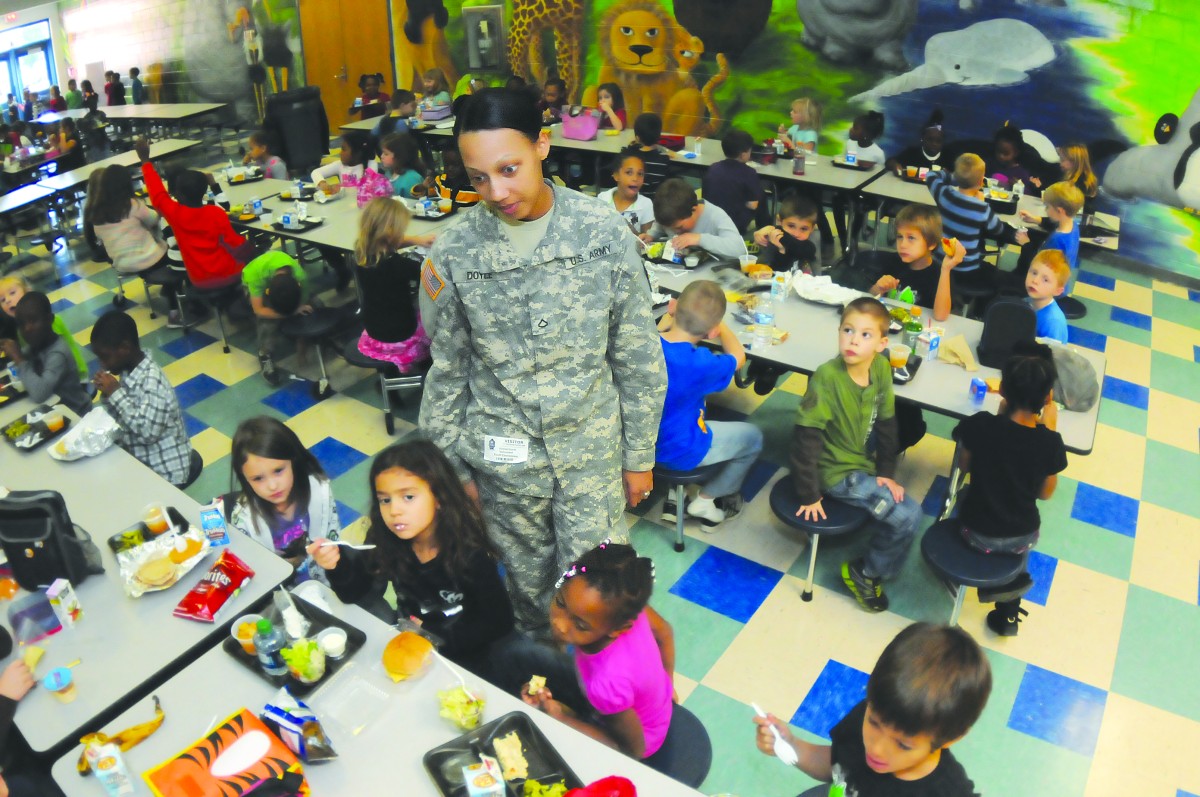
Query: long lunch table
655 262 1104 456
860 171 1121 252
51 595 705 796
32 109 90 126
96 103 226 123
0 397 293 755
38 138 203 194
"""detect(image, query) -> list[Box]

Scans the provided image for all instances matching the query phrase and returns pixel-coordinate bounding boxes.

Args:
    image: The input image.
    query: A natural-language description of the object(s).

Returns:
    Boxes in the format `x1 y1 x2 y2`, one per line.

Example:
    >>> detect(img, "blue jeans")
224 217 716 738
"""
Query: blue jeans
827 470 921 580
696 421 763 498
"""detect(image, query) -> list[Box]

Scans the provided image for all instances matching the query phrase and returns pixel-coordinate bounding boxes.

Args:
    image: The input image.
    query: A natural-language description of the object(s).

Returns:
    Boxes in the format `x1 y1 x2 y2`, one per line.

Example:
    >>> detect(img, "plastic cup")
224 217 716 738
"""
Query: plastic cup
684 254 700 268
889 344 911 369
439 683 486 730
44 410 64 432
317 627 347 659
739 254 756 271
232 614 262 655
44 667 76 703
144 505 170 535
437 199 453 214
906 166 918 178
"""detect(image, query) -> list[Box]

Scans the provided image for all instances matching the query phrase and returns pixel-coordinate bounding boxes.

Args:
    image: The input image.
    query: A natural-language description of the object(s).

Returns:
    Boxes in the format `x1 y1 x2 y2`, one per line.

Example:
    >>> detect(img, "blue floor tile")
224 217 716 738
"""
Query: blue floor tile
159 330 218 360
1007 664 1107 756
1101 375 1150 410
1110 306 1152 331
261 380 320 417
1180 789 1200 797
183 412 209 438
1188 290 1200 303
740 460 779 503
334 499 361 531
1193 345 1199 364
175 374 226 409
1076 271 1115 290
309 437 368 479
50 298 74 314
1067 325 1107 352
1024 550 1057 606
1071 483 1139 538
669 547 782 623
922 475 950 517
790 660 869 740
57 272 80 286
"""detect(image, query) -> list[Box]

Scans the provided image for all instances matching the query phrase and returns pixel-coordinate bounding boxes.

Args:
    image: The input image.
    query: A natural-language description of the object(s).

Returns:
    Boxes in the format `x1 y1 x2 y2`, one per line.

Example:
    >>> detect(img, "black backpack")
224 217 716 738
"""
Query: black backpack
977 299 1036 369
0 490 103 591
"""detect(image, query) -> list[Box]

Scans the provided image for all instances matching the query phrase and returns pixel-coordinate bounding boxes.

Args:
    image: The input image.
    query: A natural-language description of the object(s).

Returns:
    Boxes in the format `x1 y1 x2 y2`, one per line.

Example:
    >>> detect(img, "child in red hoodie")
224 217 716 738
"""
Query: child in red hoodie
135 138 247 288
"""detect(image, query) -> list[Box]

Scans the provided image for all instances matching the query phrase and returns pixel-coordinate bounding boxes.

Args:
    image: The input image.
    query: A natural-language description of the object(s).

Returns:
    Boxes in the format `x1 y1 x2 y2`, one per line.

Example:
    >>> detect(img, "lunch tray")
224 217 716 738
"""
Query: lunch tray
424 711 585 797
107 506 190 553
229 207 273 222
985 194 1017 214
228 172 265 185
221 594 366 697
897 172 928 184
832 158 872 171
413 205 457 221
892 353 924 385
2 405 71 451
278 189 318 202
271 218 324 233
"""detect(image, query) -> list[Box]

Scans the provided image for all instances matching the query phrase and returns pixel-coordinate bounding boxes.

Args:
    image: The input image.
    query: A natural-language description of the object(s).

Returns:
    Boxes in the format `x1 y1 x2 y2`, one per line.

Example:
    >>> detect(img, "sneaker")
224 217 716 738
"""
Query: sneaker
715 494 744 519
660 496 678 525
977 573 1033 604
259 353 282 387
686 495 726 529
986 605 1028 637
165 310 183 329
841 558 889 612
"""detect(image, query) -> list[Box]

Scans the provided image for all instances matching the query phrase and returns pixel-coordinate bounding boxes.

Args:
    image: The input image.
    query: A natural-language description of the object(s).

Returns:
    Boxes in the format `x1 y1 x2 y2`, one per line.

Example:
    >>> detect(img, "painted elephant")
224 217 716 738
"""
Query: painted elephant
795 0 918 71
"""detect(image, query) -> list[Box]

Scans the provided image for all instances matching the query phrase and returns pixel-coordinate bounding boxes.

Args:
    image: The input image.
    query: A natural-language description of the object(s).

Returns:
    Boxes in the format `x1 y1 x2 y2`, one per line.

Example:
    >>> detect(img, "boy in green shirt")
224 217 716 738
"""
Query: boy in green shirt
789 297 921 612
241 251 312 385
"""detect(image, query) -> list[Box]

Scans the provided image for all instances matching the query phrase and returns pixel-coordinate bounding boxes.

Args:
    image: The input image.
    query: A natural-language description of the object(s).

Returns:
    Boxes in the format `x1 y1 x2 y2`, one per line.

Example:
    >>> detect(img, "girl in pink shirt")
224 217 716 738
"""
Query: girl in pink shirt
521 542 712 787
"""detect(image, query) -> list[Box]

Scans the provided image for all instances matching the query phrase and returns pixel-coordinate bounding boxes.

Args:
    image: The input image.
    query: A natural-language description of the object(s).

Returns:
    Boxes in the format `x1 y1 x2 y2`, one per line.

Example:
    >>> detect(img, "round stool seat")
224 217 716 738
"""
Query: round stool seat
769 477 869 535
653 462 724 485
1056 295 1087 320
341 337 387 370
280 306 342 340
921 519 1025 588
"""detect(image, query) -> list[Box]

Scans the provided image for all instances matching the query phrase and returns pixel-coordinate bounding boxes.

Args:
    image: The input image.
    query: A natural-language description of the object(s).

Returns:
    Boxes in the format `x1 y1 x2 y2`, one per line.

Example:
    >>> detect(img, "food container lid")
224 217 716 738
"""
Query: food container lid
44 667 72 690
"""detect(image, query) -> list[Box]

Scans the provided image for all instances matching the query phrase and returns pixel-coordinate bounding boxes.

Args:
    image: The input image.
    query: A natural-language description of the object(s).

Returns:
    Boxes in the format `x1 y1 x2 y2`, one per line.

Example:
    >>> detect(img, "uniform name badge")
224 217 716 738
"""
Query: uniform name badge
484 435 530 464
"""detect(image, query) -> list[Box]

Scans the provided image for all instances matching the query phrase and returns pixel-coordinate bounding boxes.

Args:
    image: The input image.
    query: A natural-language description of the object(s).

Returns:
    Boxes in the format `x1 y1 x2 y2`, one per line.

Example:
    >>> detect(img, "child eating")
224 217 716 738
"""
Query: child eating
752 191 820 274
0 292 91 416
647 177 747 260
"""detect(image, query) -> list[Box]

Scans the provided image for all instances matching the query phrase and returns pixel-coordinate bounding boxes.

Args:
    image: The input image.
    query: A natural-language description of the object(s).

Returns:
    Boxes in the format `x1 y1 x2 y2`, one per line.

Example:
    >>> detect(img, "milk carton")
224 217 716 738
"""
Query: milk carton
47 578 81 628
461 758 505 797
916 327 942 361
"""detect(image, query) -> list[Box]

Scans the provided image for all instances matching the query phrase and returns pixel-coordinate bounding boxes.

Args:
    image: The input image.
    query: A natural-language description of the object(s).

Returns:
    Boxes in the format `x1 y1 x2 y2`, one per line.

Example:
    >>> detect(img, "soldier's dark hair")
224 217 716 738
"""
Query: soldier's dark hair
867 623 992 748
454 87 541 142
563 542 655 627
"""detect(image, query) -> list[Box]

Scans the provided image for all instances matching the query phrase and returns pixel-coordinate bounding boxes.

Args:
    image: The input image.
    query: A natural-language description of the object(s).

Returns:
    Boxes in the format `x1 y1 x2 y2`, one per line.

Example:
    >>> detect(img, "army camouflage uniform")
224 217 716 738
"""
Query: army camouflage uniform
419 182 667 633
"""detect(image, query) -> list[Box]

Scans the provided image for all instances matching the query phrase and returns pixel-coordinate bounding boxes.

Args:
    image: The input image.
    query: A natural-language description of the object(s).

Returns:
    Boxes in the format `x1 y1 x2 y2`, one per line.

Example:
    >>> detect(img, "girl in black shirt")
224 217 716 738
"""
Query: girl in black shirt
955 343 1067 636
308 440 516 677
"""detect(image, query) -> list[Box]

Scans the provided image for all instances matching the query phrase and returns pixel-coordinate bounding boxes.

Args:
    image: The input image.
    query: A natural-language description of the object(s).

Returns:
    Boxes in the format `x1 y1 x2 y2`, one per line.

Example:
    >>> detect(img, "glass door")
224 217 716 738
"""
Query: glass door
16 47 50 94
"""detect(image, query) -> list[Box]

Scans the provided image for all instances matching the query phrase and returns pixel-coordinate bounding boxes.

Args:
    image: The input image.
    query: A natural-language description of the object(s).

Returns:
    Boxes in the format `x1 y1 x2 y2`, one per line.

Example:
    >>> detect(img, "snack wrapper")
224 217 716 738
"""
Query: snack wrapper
261 687 338 763
49 404 119 461
117 526 210 598
172 550 255 623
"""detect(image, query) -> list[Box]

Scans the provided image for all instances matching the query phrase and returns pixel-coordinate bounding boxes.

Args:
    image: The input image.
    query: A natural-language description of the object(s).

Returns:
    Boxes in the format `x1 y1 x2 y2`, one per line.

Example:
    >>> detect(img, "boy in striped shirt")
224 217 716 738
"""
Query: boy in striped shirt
927 154 1027 293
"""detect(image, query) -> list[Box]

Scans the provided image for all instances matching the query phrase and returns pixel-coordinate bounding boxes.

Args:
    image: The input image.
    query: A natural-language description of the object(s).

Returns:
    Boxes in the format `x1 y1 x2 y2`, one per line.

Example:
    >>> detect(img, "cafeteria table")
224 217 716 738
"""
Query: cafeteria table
50 589 705 796
654 261 1105 456
96 103 226 124
0 397 294 755
38 138 203 195
860 171 1121 252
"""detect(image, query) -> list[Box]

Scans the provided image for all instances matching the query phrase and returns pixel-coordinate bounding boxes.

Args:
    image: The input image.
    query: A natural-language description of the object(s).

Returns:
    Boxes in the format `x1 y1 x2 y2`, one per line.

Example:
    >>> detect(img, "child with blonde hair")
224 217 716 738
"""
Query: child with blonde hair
420 68 451 107
777 97 821 153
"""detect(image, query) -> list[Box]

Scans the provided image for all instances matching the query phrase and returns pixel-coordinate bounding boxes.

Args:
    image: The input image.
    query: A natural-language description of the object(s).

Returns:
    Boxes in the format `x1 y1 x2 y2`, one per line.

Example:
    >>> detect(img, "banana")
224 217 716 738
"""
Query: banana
77 696 165 775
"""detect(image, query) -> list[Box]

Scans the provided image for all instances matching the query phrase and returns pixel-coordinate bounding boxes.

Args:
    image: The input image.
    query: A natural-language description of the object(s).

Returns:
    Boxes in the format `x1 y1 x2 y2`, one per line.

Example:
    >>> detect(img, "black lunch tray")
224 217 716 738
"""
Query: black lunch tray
107 506 190 553
2 405 71 451
423 711 584 797
271 218 324 233
221 594 366 697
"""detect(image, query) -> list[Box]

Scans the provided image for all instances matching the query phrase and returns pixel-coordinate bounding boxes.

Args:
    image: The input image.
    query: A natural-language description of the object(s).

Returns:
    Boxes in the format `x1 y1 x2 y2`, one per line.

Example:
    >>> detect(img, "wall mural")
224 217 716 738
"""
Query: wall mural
431 0 1200 280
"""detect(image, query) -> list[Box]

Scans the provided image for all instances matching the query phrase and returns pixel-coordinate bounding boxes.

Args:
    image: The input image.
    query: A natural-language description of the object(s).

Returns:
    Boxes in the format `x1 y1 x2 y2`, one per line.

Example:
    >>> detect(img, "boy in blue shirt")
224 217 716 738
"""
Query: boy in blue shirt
1016 180 1083 289
656 280 763 527
1025 250 1070 343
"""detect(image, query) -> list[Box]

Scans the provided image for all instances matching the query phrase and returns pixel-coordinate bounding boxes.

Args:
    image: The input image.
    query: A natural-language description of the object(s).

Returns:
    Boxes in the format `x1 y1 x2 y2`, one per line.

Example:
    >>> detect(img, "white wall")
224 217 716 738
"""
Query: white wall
0 2 69 89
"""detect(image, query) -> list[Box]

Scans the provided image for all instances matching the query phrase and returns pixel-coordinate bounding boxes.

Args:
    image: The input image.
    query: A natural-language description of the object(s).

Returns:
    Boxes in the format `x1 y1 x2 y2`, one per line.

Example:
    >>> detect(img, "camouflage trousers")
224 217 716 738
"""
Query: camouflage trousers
476 473 628 635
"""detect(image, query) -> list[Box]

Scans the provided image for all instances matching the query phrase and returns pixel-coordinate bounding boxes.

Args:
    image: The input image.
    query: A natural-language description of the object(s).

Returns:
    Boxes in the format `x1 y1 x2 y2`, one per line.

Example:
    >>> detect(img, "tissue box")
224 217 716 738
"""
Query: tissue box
47 579 81 627
916 328 941 361
462 759 504 797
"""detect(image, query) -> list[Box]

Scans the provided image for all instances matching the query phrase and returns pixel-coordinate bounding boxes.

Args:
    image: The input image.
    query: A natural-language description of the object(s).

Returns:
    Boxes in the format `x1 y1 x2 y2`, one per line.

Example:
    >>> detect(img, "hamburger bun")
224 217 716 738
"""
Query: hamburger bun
383 631 433 682
941 237 958 256
135 556 176 588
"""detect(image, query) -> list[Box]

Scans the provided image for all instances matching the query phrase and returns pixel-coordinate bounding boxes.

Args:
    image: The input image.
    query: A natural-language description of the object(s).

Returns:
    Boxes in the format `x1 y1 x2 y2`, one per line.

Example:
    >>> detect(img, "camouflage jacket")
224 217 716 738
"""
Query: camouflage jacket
418 183 666 497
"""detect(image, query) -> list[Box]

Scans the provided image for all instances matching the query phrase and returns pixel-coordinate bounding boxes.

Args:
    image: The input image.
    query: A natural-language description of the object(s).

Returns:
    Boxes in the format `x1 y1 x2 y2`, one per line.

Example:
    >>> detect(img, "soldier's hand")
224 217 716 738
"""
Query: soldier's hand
623 470 653 508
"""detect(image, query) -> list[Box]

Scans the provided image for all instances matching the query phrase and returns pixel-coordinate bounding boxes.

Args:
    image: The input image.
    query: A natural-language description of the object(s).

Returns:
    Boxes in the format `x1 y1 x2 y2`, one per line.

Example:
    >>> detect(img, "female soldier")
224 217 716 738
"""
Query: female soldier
418 88 666 635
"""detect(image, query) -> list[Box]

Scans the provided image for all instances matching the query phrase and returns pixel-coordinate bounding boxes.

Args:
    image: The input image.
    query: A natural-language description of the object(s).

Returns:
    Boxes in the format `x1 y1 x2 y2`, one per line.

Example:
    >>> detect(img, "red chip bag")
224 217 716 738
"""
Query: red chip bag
566 777 636 797
172 550 255 623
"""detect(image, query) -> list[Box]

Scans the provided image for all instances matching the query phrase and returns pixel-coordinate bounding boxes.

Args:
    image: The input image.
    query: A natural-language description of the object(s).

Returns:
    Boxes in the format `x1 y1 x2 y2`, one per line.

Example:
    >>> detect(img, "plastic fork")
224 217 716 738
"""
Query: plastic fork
433 650 478 702
319 540 376 550
751 702 799 767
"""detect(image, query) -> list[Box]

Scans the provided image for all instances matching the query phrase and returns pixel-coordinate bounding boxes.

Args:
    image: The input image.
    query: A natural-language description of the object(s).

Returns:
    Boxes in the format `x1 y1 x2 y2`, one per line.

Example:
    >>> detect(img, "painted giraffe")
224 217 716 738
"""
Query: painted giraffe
507 0 585 103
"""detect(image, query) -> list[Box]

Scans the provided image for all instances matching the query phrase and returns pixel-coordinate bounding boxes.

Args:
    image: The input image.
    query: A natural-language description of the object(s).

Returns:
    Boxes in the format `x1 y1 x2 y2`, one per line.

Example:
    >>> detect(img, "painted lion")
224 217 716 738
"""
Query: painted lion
582 0 727 137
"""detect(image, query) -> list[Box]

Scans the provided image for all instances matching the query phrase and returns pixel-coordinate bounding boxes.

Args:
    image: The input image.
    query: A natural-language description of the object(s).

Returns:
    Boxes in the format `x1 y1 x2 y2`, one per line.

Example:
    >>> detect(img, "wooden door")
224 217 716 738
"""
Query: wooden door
298 0 394 128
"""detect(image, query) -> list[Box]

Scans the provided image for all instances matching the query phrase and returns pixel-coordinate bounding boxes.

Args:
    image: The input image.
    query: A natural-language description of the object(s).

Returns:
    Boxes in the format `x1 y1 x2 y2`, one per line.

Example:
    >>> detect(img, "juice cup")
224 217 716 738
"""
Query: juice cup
44 410 64 433
144 505 170 535
438 198 453 214
889 344 911 369
44 667 77 703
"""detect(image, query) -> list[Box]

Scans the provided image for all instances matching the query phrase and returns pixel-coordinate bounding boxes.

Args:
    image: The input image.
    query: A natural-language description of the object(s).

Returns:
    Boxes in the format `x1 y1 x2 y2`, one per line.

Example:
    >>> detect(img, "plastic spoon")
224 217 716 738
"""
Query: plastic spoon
751 703 799 767
319 541 376 551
